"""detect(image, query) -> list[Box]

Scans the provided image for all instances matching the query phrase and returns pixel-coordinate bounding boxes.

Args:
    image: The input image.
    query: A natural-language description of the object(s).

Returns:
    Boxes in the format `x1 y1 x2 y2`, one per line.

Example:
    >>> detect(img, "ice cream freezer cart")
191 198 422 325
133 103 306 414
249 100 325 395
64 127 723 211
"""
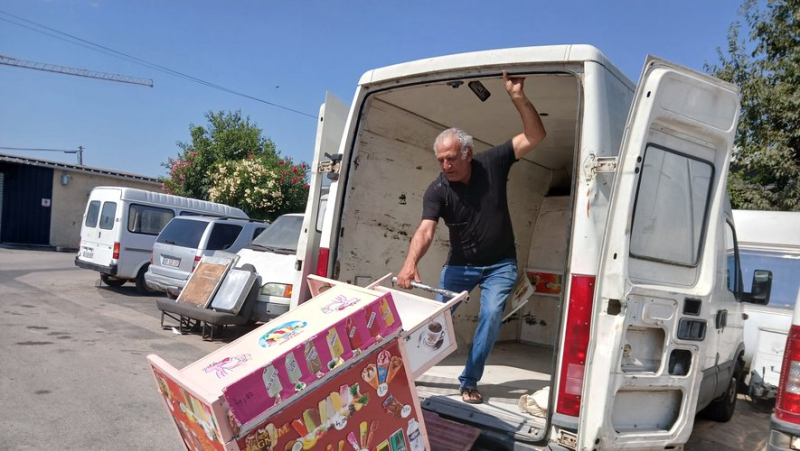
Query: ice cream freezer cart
147 274 467 451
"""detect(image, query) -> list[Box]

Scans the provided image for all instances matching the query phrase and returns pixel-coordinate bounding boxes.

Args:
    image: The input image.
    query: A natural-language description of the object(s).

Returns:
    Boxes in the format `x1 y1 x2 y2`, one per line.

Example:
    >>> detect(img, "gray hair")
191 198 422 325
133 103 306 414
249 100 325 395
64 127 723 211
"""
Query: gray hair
433 128 473 159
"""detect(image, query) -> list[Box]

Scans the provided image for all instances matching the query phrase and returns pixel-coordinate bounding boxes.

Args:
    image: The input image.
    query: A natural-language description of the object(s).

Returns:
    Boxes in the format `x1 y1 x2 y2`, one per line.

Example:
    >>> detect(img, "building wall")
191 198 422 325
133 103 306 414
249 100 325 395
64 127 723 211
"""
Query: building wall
49 170 161 249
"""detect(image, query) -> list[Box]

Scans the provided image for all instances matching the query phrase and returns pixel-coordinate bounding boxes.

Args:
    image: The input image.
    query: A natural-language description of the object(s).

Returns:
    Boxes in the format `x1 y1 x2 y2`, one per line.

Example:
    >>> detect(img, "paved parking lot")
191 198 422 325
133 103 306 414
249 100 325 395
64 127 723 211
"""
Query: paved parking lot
0 247 770 450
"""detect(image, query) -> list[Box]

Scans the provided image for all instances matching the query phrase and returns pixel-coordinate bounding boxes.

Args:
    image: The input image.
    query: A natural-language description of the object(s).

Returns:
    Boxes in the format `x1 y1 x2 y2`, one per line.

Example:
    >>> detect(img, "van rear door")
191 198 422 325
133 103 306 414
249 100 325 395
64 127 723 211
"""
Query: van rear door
78 187 120 270
576 57 740 449
291 92 348 308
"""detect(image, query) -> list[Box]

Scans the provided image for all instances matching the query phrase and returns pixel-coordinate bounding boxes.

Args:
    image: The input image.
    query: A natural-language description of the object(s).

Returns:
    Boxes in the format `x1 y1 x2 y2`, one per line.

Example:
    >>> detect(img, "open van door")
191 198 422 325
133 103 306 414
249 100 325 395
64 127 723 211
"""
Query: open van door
576 57 740 449
290 92 348 309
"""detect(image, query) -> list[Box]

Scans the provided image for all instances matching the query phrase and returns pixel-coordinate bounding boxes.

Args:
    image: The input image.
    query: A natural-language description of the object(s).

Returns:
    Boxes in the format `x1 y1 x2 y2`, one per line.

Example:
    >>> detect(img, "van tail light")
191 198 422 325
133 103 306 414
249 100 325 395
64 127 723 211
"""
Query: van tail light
316 248 330 277
775 325 800 424
192 255 201 272
556 274 596 417
112 242 120 260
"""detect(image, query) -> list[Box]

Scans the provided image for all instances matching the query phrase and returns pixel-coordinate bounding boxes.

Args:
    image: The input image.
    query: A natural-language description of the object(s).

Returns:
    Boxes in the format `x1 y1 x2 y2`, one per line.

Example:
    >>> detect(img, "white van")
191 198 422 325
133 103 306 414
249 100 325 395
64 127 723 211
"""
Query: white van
291 45 772 449
733 209 800 400
75 186 248 294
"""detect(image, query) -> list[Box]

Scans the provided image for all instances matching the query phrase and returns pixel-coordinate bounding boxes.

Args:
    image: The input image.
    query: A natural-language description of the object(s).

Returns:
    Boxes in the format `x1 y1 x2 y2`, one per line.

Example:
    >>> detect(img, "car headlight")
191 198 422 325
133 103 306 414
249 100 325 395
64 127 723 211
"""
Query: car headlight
261 283 292 298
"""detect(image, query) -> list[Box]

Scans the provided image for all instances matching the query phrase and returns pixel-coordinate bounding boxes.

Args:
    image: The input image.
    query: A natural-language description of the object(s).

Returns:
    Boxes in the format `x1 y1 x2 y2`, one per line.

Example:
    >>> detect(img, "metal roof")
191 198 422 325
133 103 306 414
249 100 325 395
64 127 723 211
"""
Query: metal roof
0 153 160 184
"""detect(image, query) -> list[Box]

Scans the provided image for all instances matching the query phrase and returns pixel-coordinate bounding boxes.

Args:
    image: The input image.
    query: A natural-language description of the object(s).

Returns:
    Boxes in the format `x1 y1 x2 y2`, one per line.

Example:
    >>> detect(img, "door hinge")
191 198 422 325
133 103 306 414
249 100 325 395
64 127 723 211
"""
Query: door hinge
318 152 342 181
583 154 618 181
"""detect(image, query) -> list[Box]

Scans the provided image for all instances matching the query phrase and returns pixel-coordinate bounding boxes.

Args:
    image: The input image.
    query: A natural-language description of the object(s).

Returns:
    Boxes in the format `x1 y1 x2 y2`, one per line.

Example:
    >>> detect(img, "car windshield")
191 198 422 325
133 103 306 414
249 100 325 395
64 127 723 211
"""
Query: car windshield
740 248 800 309
250 215 303 252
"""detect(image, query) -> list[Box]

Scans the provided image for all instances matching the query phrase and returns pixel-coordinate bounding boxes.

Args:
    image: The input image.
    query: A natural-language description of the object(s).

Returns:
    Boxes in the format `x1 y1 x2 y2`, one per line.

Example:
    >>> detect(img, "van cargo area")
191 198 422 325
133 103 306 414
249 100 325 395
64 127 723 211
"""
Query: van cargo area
331 70 592 442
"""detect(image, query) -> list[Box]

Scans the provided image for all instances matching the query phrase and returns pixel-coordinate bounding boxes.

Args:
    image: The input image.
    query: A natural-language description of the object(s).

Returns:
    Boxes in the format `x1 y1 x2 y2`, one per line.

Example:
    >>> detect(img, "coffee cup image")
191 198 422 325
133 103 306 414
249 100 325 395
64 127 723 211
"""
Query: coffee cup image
420 321 444 350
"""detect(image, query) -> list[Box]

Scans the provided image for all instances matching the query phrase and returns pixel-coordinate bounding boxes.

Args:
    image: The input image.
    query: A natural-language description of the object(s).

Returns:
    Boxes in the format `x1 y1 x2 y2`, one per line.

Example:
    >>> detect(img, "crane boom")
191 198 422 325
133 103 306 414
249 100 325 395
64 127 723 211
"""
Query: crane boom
0 54 153 87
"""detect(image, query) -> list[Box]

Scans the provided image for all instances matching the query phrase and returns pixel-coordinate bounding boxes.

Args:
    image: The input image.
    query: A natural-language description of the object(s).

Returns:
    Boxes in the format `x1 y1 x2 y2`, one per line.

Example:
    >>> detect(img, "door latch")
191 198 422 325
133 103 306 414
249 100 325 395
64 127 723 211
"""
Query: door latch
583 154 618 181
318 153 342 181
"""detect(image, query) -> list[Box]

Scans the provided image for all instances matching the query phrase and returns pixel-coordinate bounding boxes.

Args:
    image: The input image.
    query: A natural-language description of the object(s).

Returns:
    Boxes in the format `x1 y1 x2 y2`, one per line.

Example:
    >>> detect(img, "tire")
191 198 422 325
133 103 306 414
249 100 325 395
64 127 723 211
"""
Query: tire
703 361 741 422
135 265 157 296
100 274 126 288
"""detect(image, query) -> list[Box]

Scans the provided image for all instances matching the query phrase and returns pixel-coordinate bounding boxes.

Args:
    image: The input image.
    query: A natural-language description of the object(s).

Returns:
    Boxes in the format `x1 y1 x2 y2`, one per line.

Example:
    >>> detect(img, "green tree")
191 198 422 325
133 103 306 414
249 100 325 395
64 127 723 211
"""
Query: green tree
707 0 799 211
161 110 309 220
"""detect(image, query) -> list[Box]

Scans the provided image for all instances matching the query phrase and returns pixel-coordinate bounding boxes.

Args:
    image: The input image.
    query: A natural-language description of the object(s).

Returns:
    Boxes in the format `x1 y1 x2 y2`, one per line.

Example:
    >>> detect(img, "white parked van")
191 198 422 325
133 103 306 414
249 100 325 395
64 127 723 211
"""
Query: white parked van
291 45 771 449
75 186 248 294
733 209 800 400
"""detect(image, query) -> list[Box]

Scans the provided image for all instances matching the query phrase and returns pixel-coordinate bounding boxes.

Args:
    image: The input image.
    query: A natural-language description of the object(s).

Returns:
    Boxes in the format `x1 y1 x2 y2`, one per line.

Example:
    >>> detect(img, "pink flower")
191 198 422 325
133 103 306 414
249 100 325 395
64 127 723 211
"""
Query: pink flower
292 177 297 183
301 163 307 169
247 154 255 159
279 159 284 165
292 167 298 173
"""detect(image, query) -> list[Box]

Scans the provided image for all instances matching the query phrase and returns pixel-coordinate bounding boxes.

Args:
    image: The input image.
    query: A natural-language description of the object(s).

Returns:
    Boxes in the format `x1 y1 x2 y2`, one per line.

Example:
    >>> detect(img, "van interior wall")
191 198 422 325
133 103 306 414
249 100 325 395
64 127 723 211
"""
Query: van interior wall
337 98 554 348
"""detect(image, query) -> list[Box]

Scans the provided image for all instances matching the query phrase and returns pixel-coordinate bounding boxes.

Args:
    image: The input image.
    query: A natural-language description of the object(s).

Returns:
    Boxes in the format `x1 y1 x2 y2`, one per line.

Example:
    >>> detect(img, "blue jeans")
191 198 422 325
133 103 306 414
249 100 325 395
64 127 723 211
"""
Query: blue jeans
437 258 518 391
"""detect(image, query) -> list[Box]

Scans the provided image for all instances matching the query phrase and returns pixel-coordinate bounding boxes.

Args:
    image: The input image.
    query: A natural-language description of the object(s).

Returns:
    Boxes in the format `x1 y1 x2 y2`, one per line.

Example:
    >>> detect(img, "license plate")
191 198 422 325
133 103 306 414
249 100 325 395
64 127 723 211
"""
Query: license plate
83 248 93 259
163 257 180 267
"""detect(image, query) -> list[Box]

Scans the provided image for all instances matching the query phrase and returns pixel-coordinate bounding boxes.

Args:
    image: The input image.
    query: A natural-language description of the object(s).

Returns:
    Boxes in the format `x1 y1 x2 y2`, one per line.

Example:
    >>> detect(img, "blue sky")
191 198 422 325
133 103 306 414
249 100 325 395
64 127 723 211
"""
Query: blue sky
1 0 745 178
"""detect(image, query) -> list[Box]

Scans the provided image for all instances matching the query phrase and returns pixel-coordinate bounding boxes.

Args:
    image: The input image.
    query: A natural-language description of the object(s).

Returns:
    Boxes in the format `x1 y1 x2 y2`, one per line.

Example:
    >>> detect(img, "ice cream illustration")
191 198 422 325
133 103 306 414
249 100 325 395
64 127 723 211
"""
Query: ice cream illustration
386 355 404 385
365 309 381 337
376 350 391 385
346 318 363 350
361 364 379 390
259 320 306 348
262 365 283 398
285 353 303 384
304 341 322 375
379 298 395 327
327 327 345 360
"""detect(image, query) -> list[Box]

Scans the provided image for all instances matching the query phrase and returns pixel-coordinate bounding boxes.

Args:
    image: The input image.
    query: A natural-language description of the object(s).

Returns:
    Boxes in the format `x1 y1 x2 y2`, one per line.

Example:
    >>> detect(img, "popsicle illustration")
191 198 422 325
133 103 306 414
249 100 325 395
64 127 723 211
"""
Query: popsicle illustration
361 364 379 390
291 418 308 437
339 384 352 406
305 341 322 374
365 309 381 337
319 399 328 425
330 390 343 413
366 420 379 449
359 421 368 448
262 365 283 398
376 350 391 385
346 317 363 350
379 298 395 327
327 327 345 359
387 355 404 384
346 432 360 451
285 352 303 384
326 396 335 421
338 440 345 451
303 408 320 433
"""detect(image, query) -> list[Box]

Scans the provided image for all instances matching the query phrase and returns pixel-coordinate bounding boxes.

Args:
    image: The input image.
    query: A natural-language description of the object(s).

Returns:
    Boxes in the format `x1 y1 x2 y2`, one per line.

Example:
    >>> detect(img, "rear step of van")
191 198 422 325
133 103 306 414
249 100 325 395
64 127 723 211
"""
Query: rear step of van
421 410 480 451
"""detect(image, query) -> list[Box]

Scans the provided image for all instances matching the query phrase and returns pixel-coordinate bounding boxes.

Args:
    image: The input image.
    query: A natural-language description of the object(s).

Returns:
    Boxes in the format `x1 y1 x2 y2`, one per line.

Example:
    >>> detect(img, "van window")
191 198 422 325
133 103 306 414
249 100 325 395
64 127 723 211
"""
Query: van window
85 201 101 227
206 223 243 250
99 202 117 230
740 248 800 309
127 204 175 235
156 218 208 248
724 221 740 295
630 145 713 266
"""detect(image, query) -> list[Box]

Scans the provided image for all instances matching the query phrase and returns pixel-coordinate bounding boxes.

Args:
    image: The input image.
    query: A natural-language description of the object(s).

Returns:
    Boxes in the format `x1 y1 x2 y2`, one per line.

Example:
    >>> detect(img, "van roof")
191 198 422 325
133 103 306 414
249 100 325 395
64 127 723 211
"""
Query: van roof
733 209 800 249
358 44 633 88
92 186 248 219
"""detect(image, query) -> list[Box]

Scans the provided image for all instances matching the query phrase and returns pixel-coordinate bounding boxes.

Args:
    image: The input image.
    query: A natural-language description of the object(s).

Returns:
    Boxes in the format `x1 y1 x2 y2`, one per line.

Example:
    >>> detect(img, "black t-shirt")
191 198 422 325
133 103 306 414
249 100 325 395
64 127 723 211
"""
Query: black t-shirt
422 140 517 266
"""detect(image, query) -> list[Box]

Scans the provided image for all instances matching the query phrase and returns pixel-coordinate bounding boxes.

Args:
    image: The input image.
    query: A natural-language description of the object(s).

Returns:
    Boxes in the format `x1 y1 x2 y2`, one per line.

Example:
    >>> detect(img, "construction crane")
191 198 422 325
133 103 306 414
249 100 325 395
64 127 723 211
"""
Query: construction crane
0 54 153 87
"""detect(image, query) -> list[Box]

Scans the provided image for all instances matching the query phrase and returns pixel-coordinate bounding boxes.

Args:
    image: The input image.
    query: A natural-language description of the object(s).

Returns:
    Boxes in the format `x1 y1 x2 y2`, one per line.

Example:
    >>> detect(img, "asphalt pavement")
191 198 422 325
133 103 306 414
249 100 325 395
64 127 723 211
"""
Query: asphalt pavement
0 247 770 450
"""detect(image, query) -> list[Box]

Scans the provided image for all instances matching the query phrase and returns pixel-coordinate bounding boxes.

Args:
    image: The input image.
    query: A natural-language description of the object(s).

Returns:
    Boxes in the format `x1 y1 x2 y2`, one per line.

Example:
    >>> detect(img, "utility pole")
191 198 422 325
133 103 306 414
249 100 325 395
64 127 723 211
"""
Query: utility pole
77 146 84 165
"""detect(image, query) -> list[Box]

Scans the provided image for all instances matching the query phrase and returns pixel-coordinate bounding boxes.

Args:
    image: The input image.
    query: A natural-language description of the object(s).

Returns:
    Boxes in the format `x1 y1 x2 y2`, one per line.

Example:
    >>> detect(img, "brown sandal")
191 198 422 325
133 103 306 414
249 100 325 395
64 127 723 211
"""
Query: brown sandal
460 387 483 404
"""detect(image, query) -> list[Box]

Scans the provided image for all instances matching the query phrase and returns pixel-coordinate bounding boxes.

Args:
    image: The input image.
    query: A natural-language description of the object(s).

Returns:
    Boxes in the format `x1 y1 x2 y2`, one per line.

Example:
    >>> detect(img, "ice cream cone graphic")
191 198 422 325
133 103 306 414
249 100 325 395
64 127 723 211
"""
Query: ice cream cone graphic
361 364 379 390
386 356 403 384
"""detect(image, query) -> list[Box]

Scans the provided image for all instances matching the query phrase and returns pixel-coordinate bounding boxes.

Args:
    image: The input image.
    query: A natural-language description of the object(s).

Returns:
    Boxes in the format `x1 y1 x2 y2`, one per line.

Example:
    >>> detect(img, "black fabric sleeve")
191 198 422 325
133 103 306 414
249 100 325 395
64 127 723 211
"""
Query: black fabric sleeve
422 181 443 222
481 140 517 176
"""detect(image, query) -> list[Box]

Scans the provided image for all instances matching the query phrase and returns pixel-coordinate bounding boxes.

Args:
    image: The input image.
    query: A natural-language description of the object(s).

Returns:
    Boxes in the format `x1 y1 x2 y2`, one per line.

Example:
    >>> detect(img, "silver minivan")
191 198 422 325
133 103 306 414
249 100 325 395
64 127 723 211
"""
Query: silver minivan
145 216 268 297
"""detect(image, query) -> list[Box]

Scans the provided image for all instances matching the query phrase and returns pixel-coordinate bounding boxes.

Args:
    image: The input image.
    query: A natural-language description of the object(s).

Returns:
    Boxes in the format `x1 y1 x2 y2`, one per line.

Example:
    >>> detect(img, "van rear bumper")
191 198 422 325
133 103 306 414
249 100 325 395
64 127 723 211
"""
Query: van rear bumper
74 257 117 276
769 414 800 451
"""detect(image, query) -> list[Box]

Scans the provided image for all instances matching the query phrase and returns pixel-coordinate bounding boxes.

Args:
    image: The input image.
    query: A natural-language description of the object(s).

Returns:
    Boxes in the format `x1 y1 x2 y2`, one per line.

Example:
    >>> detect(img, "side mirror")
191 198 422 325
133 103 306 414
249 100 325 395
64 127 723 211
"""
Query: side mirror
746 269 772 305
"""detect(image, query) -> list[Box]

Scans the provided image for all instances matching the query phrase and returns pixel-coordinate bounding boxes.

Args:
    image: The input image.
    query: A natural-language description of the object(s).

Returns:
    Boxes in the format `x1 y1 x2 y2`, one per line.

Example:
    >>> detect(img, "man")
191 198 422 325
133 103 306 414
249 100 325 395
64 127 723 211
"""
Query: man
396 71 546 404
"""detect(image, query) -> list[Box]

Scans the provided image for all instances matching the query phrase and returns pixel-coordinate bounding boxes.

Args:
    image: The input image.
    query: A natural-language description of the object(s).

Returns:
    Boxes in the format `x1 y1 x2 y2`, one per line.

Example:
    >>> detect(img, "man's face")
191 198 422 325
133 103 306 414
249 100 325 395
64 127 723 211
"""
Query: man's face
436 136 471 184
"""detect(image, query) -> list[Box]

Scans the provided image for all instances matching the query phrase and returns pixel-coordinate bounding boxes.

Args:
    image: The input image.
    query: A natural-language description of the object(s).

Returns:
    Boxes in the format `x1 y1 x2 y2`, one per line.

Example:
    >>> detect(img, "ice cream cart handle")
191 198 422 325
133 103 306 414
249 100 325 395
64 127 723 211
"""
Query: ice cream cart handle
391 277 468 303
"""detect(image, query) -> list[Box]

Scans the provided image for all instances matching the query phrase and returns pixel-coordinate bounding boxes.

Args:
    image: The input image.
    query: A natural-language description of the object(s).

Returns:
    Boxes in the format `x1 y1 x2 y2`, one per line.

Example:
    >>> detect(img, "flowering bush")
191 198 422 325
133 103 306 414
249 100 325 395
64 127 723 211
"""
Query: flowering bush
161 110 309 220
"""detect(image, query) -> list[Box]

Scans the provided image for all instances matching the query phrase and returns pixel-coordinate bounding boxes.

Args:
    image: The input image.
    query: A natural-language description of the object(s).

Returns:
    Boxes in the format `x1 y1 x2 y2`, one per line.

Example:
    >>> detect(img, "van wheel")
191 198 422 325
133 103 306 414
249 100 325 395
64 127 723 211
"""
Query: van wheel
100 274 126 288
135 265 157 296
703 361 740 422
